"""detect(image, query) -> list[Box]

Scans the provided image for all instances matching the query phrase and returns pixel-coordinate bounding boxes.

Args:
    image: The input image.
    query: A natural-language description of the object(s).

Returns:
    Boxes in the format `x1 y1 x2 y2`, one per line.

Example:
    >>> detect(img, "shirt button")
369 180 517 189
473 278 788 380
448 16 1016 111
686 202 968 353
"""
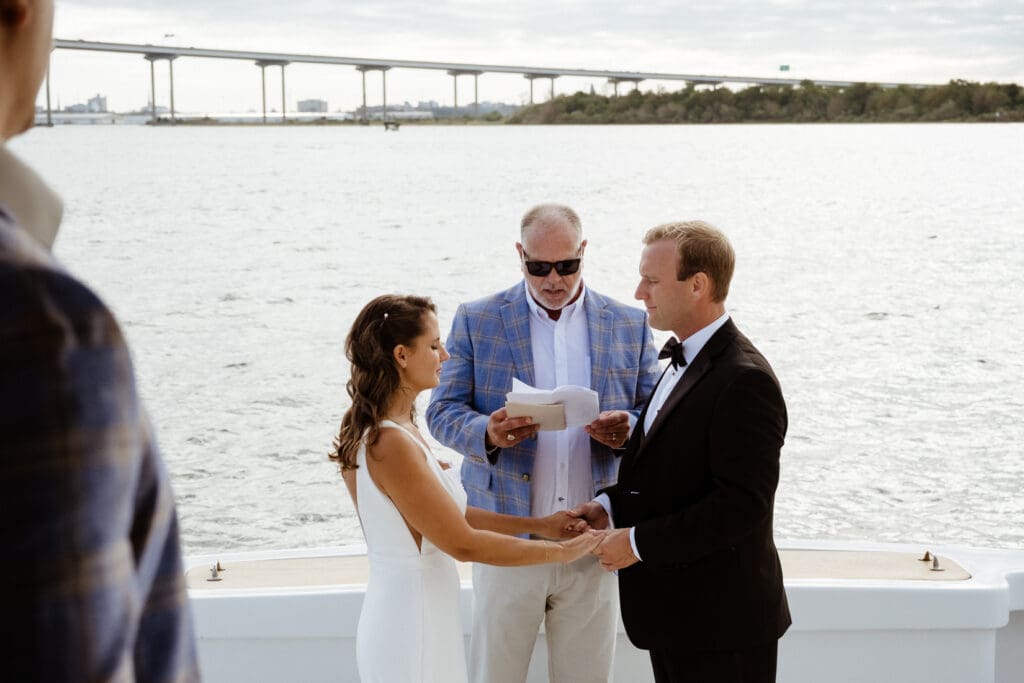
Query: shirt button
522 473 530 482
558 496 565 502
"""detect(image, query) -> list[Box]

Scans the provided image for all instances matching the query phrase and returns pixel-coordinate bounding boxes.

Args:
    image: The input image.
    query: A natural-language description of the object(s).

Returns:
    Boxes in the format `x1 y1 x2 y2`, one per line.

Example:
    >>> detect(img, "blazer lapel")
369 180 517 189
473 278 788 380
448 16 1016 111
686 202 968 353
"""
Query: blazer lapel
584 290 612 400
501 285 535 386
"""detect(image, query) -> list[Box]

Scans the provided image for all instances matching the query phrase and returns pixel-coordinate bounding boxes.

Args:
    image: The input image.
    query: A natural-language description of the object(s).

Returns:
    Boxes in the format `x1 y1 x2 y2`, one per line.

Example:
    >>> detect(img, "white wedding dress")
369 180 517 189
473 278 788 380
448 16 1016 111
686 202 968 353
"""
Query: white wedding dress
355 419 469 683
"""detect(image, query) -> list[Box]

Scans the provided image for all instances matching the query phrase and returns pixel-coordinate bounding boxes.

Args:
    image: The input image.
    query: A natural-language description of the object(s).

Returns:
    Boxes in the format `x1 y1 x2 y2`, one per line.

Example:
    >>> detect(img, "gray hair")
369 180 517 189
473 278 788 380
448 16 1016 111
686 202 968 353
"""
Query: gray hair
520 203 582 242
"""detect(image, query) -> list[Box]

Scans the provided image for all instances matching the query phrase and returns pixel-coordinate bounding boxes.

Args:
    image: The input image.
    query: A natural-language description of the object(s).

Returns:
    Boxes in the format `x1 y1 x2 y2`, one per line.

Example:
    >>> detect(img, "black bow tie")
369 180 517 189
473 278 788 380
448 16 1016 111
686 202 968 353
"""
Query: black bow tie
659 337 687 369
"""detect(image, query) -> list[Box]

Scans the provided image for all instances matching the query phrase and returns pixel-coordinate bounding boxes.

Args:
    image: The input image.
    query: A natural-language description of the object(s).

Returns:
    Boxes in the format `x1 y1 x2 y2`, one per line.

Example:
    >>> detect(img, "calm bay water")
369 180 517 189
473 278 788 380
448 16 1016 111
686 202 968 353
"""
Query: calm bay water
10 122 1024 554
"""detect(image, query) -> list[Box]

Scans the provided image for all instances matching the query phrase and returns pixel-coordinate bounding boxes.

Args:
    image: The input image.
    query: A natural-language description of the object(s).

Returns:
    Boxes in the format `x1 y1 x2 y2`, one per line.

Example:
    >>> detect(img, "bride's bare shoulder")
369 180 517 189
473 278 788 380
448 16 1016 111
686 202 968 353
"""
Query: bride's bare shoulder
367 426 422 466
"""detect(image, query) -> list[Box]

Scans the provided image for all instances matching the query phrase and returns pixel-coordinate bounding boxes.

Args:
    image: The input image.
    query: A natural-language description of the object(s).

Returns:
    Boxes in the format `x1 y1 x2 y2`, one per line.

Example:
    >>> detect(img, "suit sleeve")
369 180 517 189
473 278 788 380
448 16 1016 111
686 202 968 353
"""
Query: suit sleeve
426 303 492 461
633 368 786 568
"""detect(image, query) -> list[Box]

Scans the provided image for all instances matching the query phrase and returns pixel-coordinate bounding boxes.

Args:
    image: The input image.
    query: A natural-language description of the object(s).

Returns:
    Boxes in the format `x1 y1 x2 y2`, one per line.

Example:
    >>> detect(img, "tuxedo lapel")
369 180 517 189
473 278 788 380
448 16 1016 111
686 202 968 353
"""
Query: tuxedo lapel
634 320 739 459
501 286 535 386
640 355 710 449
617 365 667 479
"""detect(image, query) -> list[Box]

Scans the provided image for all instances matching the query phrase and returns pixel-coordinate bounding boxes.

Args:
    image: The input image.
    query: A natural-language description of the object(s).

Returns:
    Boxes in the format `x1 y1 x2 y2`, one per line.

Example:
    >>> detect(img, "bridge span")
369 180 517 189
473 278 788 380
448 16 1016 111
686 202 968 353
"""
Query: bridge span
47 39 937 125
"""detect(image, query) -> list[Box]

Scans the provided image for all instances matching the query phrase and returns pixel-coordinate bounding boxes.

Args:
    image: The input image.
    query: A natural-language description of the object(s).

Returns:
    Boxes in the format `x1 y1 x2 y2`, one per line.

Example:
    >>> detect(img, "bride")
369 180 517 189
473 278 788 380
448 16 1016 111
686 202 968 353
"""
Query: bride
330 294 601 683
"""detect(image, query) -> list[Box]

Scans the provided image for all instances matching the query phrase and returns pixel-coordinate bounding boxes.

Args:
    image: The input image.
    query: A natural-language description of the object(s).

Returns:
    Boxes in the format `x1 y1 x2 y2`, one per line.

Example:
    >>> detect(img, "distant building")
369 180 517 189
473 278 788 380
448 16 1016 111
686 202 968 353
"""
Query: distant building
87 94 107 113
64 103 88 113
298 98 328 113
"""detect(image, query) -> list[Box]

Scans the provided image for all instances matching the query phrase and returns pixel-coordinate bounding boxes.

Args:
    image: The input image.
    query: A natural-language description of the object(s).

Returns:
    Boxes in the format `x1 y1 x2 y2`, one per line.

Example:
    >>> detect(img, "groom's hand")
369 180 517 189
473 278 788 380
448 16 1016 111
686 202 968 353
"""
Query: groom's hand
593 529 639 571
566 501 609 532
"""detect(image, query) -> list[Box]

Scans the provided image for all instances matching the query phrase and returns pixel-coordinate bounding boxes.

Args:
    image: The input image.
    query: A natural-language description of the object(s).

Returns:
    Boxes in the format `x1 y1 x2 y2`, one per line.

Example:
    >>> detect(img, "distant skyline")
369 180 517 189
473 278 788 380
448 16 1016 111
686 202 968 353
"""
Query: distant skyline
42 1 1024 114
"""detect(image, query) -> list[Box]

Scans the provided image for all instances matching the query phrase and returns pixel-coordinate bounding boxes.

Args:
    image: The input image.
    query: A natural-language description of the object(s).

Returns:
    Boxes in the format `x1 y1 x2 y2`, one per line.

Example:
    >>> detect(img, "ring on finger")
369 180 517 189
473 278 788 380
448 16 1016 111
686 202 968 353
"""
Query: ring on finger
507 433 516 442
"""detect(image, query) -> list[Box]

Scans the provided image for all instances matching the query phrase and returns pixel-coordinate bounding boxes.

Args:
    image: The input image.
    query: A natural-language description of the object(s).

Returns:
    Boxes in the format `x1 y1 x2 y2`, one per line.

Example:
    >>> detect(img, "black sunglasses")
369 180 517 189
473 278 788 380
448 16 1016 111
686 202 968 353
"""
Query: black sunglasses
522 250 582 277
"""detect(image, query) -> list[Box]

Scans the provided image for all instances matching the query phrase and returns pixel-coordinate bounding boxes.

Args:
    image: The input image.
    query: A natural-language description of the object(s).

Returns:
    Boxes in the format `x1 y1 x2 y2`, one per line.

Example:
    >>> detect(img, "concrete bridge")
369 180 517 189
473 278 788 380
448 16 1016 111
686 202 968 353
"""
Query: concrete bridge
46 39 937 125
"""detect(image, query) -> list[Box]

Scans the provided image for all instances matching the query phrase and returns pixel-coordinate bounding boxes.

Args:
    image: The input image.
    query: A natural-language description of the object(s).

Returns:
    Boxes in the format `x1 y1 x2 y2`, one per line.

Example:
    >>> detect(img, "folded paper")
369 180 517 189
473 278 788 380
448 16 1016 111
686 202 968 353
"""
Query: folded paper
504 378 600 431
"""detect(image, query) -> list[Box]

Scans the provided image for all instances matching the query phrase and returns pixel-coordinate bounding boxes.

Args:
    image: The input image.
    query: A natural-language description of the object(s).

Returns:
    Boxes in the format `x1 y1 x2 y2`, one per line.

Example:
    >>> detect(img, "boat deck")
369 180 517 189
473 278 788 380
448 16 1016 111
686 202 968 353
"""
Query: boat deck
186 549 969 590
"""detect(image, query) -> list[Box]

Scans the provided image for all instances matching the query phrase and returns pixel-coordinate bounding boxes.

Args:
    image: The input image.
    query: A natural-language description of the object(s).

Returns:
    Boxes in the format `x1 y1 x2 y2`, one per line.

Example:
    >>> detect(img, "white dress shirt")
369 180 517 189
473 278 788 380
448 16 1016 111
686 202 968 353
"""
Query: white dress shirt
597 311 731 559
524 282 594 518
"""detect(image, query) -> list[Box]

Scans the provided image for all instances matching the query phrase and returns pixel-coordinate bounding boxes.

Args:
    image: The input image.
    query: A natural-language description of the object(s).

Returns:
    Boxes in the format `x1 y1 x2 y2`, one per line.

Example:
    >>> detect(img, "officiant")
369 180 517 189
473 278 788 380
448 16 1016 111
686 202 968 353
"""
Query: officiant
427 203 660 683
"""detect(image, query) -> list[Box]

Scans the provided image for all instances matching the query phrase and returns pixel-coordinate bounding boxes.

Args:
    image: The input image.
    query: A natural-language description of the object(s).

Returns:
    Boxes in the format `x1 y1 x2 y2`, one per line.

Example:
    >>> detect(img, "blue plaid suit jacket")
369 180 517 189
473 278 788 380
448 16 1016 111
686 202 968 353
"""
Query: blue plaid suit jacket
426 282 660 518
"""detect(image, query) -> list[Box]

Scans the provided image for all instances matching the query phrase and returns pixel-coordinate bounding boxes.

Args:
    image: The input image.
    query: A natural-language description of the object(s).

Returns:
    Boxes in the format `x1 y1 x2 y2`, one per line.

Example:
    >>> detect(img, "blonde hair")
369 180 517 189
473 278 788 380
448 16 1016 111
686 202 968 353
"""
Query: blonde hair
643 221 735 302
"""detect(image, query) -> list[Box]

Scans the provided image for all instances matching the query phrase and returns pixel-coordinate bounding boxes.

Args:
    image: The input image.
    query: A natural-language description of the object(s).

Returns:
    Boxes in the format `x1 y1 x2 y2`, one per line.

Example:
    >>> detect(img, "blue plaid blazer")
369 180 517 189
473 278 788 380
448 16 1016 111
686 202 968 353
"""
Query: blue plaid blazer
0 147 199 682
426 282 660 518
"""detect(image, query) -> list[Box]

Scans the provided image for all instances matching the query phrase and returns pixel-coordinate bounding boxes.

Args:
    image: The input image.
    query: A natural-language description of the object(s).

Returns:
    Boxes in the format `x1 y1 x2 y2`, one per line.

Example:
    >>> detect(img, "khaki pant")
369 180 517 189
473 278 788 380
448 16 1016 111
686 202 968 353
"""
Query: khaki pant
470 554 618 683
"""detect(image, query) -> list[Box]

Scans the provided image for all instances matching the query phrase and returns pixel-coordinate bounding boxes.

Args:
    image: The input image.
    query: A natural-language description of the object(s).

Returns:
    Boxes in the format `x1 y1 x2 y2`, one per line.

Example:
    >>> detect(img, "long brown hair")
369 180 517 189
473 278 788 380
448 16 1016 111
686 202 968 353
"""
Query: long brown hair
329 294 437 471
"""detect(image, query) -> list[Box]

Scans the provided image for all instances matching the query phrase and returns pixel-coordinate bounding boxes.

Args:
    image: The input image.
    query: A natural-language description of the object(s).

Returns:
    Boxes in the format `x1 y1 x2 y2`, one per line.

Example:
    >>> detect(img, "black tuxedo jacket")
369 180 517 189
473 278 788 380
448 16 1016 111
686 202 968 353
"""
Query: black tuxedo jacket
603 318 791 653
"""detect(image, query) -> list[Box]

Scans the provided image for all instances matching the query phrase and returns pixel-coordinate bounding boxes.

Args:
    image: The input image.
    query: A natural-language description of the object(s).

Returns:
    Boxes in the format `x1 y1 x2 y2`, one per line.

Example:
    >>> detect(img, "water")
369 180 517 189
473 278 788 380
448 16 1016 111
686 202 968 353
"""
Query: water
10 122 1024 554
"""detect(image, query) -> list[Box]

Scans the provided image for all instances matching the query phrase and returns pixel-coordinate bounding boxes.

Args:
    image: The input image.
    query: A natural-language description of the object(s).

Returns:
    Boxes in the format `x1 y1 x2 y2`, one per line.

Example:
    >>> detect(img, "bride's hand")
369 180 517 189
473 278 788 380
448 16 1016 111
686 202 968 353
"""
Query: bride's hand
557 530 606 563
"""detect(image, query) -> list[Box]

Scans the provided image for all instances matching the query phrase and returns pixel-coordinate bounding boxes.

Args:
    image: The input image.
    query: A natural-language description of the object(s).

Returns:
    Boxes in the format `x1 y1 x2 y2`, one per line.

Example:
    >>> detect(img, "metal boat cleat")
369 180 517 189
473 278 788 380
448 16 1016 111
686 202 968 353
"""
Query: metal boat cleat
207 564 223 581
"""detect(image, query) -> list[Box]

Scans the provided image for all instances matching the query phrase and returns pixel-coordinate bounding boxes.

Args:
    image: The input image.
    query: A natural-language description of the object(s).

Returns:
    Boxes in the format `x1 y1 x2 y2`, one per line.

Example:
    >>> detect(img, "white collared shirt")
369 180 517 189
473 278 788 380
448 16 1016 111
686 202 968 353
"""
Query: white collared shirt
0 146 63 250
523 281 594 518
598 310 731 560
642 311 731 435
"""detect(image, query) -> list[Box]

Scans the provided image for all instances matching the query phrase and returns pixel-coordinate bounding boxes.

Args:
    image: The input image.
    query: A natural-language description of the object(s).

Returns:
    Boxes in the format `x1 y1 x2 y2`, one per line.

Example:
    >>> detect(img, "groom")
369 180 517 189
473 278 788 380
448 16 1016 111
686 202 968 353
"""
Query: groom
575 221 791 682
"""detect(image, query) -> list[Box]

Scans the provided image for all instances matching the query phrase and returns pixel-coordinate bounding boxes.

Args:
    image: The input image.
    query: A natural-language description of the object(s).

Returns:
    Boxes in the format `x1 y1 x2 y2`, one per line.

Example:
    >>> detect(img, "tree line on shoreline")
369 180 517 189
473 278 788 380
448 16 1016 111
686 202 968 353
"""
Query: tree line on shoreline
506 80 1024 124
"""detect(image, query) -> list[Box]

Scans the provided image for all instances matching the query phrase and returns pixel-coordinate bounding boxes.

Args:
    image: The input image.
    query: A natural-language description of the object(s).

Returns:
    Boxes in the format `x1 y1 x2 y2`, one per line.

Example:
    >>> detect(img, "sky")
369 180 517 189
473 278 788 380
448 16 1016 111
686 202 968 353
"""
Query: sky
42 0 1024 114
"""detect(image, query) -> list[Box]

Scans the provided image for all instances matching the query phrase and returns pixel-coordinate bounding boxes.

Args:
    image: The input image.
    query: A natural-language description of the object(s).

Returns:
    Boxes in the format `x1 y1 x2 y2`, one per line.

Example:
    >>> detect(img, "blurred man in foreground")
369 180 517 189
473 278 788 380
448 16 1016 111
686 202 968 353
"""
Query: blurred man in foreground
0 1 200 679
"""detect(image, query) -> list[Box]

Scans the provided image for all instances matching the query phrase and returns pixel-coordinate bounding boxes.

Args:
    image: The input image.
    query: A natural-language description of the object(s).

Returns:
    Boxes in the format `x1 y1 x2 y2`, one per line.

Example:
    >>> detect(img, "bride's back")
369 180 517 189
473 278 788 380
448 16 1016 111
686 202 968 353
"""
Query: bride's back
353 420 465 558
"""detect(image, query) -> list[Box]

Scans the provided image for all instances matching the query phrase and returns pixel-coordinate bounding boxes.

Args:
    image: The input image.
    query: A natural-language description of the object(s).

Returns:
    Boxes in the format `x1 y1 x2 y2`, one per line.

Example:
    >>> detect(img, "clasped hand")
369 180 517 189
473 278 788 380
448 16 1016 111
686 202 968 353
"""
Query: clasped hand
561 502 639 572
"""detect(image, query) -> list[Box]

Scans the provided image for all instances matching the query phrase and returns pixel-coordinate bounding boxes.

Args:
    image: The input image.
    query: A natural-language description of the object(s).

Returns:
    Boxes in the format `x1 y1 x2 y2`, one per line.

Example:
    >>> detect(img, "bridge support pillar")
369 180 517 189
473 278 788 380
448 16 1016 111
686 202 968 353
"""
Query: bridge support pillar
144 53 178 123
447 70 483 119
44 56 53 127
260 64 267 123
255 60 289 123
356 65 392 126
169 58 176 122
524 73 557 105
608 77 643 97
360 69 367 123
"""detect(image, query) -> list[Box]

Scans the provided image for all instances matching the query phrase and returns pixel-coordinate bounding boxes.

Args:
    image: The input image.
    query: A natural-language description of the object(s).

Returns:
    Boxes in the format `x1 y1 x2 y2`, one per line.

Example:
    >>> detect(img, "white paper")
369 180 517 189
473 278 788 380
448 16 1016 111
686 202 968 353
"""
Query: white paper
505 378 600 428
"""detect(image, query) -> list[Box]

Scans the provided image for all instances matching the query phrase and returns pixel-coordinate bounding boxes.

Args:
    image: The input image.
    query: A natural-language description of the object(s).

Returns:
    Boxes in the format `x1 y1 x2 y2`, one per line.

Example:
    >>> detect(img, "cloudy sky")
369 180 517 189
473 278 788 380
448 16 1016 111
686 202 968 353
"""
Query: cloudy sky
44 0 1024 113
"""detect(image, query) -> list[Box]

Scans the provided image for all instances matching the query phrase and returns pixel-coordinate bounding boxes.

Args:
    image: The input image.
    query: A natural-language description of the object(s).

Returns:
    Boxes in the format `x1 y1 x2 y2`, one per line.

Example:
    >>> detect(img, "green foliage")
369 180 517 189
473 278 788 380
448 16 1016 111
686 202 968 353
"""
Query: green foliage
505 80 1024 125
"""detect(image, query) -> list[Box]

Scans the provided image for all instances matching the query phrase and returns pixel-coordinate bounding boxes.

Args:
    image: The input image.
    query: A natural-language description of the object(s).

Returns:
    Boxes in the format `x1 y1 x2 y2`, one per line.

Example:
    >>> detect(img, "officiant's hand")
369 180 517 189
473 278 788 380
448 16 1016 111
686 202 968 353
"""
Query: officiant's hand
565 501 609 532
585 410 631 449
593 528 639 571
486 407 538 449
